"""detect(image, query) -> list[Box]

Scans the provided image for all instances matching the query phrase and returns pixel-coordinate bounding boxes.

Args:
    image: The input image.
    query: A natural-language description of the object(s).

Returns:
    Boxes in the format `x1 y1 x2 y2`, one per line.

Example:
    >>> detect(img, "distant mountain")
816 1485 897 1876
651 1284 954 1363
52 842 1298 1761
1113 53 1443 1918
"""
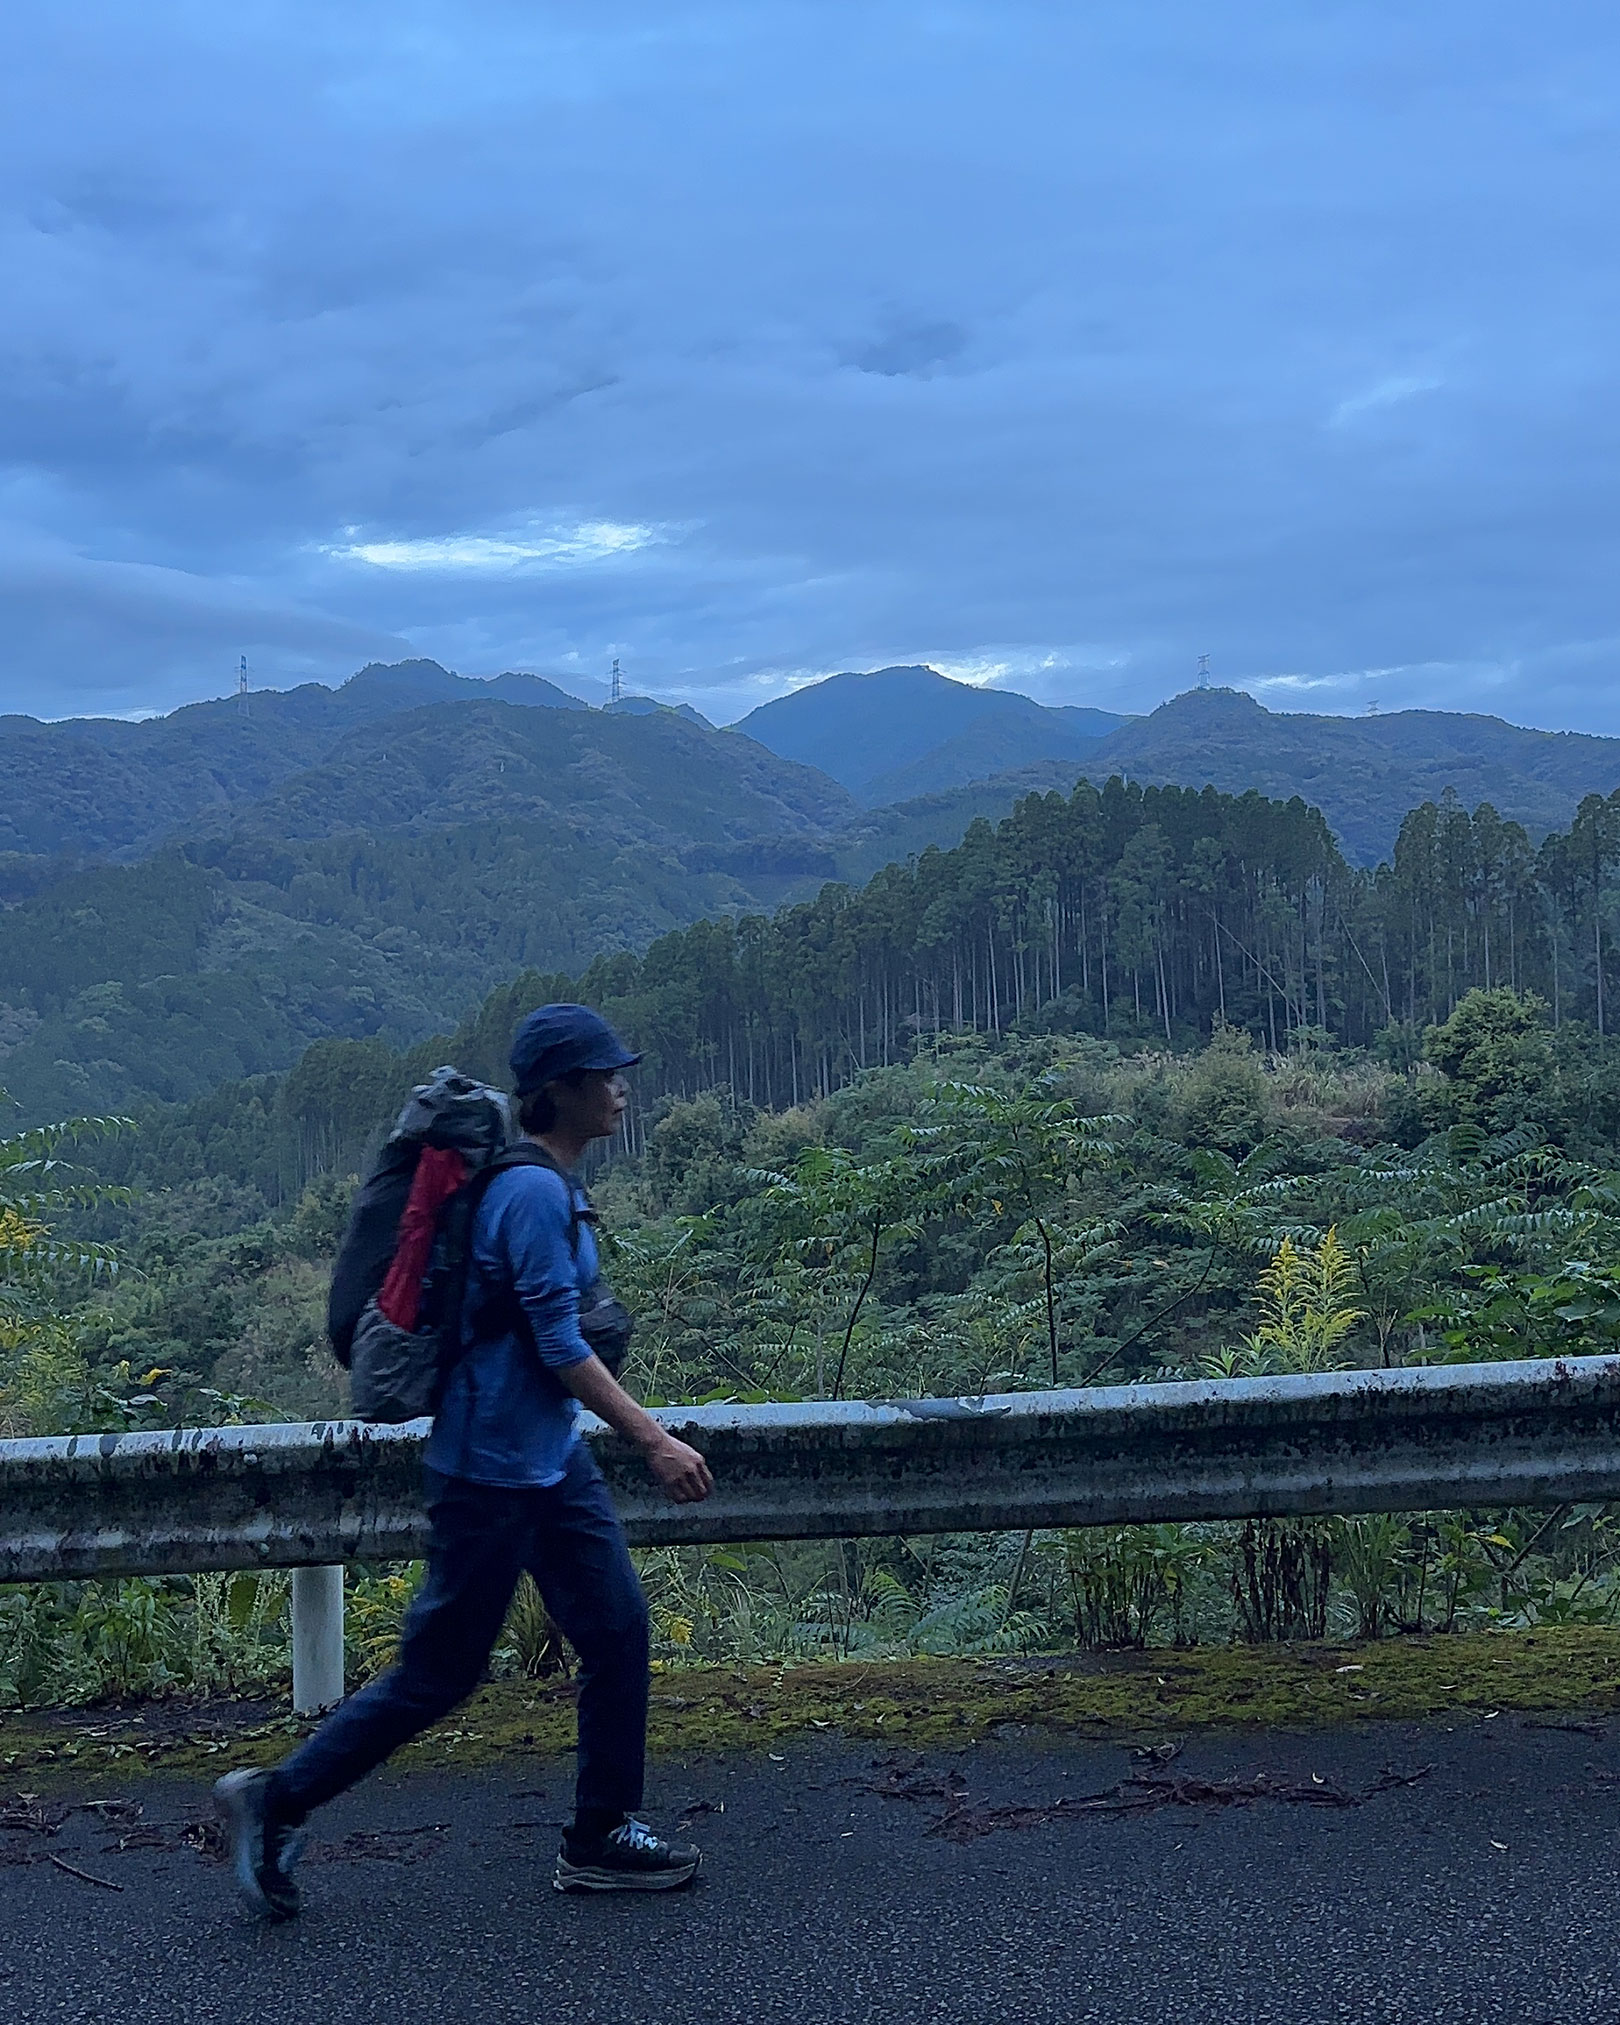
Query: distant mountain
335 659 593 715
21 651 1620 1128
734 665 1129 803
216 699 851 847
0 655 1122 1124
732 666 1620 861
0 692 345 860
0 660 595 859
605 694 715 728
0 686 857 1123
1090 688 1620 862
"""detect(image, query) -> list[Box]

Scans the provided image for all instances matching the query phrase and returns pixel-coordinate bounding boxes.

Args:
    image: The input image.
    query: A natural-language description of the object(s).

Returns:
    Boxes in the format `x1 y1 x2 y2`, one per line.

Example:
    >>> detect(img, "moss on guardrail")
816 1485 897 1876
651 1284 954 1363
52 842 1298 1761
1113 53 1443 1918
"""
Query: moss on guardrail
5 1626 1620 1785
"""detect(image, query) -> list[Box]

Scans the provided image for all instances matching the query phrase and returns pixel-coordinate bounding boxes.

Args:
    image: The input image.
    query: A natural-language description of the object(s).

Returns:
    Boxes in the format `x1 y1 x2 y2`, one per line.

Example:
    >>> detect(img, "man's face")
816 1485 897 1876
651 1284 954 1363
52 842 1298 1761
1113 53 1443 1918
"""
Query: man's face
548 1067 629 1142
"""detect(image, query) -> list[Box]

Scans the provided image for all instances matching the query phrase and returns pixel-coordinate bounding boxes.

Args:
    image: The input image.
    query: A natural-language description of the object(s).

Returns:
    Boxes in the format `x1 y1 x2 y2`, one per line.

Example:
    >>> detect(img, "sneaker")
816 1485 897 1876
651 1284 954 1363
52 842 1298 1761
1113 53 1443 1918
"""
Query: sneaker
554 1816 701 1893
213 1767 305 1919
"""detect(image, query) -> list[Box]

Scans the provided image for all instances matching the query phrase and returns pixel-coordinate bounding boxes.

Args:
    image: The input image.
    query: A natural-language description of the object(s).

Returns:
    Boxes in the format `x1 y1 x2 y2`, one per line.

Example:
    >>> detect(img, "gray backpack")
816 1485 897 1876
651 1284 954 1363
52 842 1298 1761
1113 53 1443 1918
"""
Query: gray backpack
334 1067 632 1422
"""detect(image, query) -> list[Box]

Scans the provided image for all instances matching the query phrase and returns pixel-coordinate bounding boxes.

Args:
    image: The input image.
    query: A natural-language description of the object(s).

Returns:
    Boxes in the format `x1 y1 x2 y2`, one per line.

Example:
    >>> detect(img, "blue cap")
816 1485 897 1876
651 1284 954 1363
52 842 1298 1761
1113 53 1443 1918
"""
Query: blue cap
510 1003 641 1095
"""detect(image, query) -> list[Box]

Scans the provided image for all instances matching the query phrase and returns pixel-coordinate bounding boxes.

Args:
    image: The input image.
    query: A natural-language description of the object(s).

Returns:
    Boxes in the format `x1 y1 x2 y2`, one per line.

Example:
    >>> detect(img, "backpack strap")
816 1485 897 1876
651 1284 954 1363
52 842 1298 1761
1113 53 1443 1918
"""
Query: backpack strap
480 1140 594 1257
450 1141 601 1361
444 1139 640 1390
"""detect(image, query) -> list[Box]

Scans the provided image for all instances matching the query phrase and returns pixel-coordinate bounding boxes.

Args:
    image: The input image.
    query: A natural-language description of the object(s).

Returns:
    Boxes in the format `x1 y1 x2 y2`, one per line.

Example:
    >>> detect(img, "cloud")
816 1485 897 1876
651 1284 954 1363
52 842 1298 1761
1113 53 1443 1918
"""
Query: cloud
849 320 969 379
0 533 405 717
324 522 667 572
1330 375 1445 427
1 4 1619 731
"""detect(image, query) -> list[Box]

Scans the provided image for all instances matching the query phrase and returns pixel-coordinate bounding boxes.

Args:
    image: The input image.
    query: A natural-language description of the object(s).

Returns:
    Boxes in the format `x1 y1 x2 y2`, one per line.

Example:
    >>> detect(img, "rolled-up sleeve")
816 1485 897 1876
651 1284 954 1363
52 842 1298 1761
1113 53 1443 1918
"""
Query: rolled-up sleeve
494 1167 594 1371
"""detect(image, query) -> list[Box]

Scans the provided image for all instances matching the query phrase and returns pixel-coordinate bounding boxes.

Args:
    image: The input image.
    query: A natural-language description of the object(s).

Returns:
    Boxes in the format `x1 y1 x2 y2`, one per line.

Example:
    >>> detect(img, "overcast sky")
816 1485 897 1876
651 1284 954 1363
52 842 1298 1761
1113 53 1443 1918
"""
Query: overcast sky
5 3 1620 730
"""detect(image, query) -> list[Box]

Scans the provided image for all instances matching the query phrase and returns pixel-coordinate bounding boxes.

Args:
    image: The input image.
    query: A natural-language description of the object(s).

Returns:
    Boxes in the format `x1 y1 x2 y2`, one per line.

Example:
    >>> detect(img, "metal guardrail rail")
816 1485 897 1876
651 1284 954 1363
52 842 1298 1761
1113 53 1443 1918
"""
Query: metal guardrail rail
7 1357 1620 1581
5 1356 1618 1710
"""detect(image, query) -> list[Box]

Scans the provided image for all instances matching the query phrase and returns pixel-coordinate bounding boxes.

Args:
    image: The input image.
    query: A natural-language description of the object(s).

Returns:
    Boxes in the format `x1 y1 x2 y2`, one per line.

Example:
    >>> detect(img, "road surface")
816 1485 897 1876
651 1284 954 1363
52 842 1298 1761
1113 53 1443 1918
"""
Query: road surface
3 1714 1616 2023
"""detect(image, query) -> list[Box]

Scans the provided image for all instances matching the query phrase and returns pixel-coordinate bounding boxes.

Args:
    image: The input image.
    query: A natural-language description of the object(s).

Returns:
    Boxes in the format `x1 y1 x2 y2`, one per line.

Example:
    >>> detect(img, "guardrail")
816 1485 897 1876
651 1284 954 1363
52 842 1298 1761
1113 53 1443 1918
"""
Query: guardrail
5 1356 1618 1711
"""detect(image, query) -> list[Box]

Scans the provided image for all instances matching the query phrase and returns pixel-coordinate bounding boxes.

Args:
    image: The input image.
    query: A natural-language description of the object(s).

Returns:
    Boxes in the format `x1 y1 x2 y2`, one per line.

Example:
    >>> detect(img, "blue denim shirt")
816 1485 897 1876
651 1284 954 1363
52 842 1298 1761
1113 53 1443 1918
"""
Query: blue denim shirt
425 1161 597 1488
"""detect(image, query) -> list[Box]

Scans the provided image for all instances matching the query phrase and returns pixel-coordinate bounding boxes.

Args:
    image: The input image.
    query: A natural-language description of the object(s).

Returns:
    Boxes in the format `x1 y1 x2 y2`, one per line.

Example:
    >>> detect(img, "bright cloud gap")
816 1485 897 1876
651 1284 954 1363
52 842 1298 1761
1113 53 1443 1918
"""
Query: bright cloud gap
324 522 665 573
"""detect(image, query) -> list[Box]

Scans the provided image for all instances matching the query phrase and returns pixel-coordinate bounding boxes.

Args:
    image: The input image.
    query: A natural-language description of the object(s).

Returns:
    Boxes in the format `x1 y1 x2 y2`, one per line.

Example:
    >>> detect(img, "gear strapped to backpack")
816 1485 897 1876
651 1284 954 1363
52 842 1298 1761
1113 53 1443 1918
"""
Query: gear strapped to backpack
329 1066 634 1423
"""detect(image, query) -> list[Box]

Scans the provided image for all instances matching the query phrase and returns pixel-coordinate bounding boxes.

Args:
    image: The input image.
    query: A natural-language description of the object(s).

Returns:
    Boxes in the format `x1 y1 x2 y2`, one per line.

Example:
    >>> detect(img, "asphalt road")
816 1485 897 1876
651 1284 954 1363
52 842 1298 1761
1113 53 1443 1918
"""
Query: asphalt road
3 1715 1618 2024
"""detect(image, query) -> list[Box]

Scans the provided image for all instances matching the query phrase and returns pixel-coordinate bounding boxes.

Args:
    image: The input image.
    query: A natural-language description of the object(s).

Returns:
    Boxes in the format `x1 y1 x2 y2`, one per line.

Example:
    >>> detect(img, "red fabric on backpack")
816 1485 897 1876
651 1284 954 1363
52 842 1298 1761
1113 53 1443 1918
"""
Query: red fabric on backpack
375 1146 468 1329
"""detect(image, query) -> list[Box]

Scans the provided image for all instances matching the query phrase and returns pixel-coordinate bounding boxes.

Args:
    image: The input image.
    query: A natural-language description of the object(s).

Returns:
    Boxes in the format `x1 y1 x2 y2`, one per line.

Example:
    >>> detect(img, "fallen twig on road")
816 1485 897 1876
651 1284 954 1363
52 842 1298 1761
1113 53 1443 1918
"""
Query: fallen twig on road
853 1752 1434 1844
0 1798 66 1836
49 1854 123 1891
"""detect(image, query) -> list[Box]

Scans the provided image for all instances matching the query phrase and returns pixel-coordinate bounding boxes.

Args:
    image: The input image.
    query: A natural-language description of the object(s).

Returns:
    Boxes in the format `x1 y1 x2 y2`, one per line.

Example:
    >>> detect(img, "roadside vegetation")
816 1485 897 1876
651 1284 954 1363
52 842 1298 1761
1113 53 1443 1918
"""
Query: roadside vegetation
7 965 1620 1714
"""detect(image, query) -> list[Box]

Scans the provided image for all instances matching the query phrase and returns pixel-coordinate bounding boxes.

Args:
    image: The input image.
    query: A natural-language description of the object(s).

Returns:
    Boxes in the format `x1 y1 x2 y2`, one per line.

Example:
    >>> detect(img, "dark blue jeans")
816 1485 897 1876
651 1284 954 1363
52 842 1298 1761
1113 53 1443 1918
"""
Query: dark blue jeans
268 1443 649 1827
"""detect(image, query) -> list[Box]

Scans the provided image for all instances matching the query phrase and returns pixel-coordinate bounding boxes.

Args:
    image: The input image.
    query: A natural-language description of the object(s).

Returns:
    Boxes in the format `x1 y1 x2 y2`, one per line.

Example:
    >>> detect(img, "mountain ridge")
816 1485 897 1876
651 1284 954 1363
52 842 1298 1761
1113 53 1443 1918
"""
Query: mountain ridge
210 698 854 847
10 661 1620 1126
17 657 1620 875
0 660 599 859
735 665 1129 801
1092 687 1620 862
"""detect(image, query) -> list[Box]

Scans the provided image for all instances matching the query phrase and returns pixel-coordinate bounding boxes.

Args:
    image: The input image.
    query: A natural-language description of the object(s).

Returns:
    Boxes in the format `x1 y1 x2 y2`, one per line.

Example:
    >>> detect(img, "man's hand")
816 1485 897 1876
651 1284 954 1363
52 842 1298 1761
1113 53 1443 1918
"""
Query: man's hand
644 1432 714 1504
559 1353 716 1505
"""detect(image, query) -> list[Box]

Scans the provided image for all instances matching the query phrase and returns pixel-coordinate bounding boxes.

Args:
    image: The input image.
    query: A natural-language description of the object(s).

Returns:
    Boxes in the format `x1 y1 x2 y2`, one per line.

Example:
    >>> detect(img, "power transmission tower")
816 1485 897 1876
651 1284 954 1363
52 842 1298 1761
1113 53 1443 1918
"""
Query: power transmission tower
237 655 249 714
610 656 622 705
1196 654 1211 690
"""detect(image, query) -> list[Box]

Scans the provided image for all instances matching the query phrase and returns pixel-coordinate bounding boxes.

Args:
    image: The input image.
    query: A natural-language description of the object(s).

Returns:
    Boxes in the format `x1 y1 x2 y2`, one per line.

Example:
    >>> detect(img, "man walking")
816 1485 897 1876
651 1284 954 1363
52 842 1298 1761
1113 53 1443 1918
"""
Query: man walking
216 1004 714 1917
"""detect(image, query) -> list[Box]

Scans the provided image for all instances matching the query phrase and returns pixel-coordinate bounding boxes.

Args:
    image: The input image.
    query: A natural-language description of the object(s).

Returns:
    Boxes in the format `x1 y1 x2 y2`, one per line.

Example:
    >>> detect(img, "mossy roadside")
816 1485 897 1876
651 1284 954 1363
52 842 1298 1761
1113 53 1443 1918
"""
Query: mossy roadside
6 1626 1620 1789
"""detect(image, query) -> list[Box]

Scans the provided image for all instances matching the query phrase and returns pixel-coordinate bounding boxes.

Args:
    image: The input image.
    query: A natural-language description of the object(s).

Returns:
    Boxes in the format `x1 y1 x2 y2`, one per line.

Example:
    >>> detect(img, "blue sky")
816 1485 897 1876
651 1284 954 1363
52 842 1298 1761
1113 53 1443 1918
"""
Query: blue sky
5 3 1620 730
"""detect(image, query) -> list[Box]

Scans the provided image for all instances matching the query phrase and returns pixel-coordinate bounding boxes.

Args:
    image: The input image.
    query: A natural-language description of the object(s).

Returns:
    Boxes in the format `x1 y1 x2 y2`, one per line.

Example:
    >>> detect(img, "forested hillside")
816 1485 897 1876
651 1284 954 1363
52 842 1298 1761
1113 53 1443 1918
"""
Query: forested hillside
9 656 1620 1133
0 714 1094 1124
819 761 1093 885
461 775 1620 1120
13 658 1620 876
0 660 593 859
213 698 852 845
68 772 1620 1211
1097 688 1620 862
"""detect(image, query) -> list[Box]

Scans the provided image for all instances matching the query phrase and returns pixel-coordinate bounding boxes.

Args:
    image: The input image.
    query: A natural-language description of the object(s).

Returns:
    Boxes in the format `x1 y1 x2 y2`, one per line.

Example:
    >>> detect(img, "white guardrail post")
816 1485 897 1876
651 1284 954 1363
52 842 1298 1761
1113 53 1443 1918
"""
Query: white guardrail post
290 1564 345 1714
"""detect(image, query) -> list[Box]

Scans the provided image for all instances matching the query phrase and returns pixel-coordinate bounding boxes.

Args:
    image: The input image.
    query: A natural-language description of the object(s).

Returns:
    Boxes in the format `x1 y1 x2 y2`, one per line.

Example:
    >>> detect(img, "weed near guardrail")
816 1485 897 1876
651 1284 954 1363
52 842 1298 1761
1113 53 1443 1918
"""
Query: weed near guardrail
6 1500 1619 1714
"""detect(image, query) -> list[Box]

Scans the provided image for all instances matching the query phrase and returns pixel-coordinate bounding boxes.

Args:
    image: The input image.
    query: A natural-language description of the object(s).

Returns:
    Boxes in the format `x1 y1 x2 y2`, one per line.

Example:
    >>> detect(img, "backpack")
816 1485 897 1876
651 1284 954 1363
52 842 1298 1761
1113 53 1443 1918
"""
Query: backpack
329 1065 632 1423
